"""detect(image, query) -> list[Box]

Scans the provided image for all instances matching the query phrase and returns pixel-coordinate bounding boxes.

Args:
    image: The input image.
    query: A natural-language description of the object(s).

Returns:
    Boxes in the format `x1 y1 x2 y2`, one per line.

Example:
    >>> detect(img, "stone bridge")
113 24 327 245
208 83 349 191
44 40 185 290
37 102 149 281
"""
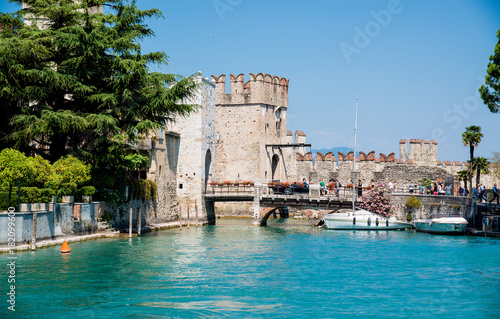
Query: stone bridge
204 184 478 227
204 184 357 226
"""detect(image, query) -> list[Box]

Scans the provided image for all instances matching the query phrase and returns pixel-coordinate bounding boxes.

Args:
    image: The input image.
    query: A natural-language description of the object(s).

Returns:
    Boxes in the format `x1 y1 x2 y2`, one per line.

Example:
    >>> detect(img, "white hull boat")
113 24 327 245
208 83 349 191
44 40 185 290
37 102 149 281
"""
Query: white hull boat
323 209 413 230
320 103 413 231
414 217 468 235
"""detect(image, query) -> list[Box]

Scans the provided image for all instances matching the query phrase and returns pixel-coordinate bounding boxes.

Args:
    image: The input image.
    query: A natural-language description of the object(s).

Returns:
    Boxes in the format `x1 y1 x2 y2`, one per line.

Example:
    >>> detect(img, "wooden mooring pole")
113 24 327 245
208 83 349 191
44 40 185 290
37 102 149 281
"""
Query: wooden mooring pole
195 202 199 226
179 205 182 230
31 212 37 250
137 207 141 237
129 207 133 238
187 203 190 229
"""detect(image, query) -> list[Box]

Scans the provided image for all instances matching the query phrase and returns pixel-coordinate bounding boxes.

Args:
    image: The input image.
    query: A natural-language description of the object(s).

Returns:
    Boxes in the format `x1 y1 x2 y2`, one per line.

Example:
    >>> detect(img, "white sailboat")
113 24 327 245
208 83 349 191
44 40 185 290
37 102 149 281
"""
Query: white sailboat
322 102 413 230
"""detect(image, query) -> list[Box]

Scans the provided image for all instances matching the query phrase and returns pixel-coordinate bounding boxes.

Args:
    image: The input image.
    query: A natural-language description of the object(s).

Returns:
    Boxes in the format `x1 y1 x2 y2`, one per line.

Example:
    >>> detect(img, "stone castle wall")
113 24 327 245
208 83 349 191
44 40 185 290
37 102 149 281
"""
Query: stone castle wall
148 133 182 223
212 73 290 183
163 73 216 224
289 136 499 189
291 140 464 186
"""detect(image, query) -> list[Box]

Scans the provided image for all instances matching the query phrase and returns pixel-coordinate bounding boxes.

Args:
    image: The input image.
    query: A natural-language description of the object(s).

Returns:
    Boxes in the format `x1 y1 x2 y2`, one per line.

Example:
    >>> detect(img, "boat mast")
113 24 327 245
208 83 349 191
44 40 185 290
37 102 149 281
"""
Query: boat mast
352 102 358 216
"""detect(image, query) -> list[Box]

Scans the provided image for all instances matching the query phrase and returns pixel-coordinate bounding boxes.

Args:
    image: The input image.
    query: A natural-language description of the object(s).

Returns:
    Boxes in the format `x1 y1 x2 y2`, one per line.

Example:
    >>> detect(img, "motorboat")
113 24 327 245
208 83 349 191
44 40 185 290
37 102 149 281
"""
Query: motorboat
414 216 468 235
322 208 414 230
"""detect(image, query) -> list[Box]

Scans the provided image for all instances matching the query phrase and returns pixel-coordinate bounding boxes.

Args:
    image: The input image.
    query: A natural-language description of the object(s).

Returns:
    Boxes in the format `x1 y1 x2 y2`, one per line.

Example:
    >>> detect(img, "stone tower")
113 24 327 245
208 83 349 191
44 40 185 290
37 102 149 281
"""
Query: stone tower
211 73 289 182
165 73 216 222
399 139 408 162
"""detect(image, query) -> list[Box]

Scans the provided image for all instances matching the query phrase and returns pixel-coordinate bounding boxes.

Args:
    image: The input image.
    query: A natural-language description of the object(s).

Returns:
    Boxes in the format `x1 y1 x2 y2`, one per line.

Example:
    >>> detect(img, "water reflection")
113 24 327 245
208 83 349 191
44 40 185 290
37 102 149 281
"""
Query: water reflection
5 218 500 318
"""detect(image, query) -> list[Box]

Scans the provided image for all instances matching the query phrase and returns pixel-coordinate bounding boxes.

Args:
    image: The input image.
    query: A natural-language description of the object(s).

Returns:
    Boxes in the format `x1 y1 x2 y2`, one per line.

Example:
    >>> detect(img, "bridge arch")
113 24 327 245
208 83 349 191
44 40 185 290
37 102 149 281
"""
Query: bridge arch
259 206 289 226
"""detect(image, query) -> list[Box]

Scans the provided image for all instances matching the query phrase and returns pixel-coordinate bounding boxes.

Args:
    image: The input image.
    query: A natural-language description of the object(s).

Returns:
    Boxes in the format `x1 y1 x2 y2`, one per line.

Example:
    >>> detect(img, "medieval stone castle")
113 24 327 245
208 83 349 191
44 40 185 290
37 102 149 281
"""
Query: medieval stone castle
144 72 497 221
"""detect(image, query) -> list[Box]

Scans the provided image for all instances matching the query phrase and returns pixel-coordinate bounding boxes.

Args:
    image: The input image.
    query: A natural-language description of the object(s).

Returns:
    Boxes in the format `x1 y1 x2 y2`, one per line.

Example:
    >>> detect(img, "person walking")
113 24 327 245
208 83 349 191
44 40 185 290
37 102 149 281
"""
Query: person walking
489 183 499 204
357 180 363 197
478 184 486 202
445 184 451 196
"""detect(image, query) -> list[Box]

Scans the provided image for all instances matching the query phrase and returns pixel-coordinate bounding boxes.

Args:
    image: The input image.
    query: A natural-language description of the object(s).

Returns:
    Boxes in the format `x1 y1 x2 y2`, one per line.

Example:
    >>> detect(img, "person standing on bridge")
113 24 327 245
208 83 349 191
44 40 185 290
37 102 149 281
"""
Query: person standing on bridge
489 183 499 204
319 179 326 195
445 184 452 196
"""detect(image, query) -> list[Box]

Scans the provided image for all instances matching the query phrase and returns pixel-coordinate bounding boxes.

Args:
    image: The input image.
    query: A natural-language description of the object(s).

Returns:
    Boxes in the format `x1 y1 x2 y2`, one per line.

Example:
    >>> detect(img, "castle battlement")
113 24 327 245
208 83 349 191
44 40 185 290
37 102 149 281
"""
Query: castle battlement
211 73 289 108
399 138 438 165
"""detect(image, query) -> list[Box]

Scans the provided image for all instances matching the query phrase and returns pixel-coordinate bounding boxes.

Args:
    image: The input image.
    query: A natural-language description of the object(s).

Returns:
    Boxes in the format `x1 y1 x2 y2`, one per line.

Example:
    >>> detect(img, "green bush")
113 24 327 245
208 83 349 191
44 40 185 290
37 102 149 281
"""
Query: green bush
0 192 18 210
50 155 91 187
58 183 78 196
39 188 56 203
80 186 96 196
406 196 422 209
0 188 55 206
20 187 42 203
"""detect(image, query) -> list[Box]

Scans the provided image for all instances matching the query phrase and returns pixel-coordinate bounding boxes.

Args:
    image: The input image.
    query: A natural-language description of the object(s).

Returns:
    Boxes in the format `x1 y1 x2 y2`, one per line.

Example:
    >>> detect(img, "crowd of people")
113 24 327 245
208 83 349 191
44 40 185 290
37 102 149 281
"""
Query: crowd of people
297 178 499 204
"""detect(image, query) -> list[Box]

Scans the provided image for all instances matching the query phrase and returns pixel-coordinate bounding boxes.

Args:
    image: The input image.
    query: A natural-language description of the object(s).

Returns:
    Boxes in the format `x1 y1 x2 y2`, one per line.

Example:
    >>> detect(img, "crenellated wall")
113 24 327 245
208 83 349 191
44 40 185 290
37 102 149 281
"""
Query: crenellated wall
212 73 289 107
212 73 290 183
286 135 489 189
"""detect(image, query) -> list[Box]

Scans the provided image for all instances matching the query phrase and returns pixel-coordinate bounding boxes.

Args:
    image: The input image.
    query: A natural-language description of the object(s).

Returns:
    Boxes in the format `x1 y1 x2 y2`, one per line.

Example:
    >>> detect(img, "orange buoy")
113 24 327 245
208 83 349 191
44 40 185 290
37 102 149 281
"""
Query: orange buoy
60 240 71 253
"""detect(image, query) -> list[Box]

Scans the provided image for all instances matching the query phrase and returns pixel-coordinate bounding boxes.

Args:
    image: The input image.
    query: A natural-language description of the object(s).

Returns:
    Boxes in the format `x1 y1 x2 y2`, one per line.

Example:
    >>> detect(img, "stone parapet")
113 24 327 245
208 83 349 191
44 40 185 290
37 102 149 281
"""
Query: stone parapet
212 73 289 108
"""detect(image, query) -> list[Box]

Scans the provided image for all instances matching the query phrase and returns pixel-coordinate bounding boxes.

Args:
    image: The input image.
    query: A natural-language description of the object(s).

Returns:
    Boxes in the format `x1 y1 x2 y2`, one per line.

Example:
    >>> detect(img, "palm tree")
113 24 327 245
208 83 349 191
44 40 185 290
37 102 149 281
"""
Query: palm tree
472 157 491 188
457 169 469 194
462 126 483 195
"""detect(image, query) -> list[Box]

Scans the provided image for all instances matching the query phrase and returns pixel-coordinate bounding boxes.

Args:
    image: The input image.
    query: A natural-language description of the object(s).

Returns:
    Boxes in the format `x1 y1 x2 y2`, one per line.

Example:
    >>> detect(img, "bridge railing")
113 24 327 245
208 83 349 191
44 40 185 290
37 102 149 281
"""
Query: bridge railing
205 184 255 195
205 183 362 201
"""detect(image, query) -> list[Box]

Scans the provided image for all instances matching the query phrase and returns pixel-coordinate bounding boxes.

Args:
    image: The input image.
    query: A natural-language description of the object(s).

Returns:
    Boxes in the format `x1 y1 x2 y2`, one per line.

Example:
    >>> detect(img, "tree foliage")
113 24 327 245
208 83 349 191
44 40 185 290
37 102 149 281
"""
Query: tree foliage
0 0 198 187
405 196 421 209
418 178 433 192
472 156 490 188
0 148 36 206
30 155 55 188
491 152 500 180
462 125 483 195
457 169 469 192
50 155 91 187
479 29 500 113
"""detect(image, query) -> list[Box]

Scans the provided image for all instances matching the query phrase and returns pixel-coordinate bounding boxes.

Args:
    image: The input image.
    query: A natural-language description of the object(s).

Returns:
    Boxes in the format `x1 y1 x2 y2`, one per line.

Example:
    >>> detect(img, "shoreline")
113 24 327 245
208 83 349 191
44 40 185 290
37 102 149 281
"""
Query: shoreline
0 221 205 254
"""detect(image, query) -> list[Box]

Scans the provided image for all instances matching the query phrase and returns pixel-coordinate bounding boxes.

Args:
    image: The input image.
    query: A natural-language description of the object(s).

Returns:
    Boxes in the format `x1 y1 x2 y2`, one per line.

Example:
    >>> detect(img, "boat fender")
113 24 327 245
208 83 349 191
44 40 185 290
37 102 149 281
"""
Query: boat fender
353 217 356 225
376 218 379 226
367 217 371 226
386 219 389 227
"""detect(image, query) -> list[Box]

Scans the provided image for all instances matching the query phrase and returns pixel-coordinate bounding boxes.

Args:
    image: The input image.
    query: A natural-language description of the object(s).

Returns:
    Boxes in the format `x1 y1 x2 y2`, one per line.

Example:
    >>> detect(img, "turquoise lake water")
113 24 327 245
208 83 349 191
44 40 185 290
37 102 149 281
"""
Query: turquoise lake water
2 218 500 318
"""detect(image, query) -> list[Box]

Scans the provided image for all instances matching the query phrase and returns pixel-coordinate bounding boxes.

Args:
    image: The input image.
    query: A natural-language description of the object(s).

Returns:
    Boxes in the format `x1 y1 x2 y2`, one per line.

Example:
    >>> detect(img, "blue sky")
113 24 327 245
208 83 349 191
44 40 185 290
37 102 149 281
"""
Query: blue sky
2 0 500 162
